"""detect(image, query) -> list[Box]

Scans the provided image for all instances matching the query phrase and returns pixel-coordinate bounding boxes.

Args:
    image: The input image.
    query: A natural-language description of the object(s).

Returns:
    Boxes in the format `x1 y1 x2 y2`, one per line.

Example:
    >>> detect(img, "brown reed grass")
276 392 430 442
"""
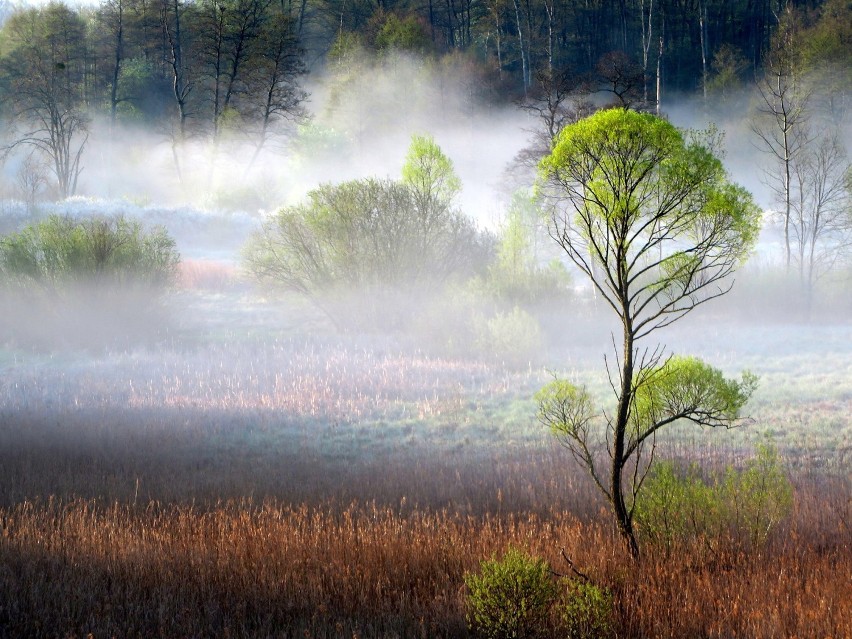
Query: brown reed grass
0 480 848 638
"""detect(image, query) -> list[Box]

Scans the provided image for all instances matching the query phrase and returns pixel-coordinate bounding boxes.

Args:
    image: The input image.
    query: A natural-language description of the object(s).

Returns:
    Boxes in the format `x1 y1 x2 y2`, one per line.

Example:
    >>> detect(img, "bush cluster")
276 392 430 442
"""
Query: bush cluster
634 443 793 550
464 548 613 639
0 214 179 291
0 214 180 348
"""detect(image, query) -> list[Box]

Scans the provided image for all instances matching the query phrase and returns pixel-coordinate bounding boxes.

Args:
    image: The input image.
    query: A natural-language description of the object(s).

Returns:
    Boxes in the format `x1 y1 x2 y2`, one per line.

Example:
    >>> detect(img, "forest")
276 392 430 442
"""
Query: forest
0 0 847 202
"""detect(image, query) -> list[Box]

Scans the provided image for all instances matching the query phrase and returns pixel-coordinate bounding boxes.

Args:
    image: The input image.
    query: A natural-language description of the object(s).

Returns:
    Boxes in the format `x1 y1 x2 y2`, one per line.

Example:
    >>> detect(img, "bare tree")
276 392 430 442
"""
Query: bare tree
507 67 593 190
790 130 852 317
160 0 195 180
595 50 644 109
751 6 810 271
1 5 89 199
97 0 129 129
245 9 307 168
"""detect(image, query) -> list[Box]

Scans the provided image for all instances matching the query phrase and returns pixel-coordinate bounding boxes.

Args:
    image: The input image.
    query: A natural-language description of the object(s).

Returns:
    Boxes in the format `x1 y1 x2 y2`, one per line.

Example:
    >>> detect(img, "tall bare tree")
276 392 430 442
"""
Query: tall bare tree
1 4 89 198
790 130 852 316
751 5 810 271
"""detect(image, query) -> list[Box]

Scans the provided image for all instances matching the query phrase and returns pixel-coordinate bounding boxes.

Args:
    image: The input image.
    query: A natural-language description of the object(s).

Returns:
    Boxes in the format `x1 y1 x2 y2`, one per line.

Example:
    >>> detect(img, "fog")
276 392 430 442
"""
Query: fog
0 51 850 510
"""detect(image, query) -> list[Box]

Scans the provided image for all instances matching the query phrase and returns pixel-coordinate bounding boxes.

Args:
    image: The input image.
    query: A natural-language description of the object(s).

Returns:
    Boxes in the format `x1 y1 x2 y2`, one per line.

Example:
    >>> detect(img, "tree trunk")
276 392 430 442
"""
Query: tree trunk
612 323 640 559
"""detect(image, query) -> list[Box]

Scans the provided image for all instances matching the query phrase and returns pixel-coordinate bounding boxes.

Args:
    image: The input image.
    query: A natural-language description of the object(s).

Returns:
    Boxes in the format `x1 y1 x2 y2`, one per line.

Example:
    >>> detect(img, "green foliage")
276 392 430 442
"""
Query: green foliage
401 133 462 210
559 580 614 639
540 110 760 288
487 192 571 306
0 214 179 348
535 379 595 443
244 178 485 291
474 306 543 368
244 137 491 329
632 356 759 431
0 214 179 291
373 13 430 53
635 444 793 550
725 442 794 546
707 44 749 104
797 0 852 75
115 57 162 122
293 123 350 162
464 548 558 639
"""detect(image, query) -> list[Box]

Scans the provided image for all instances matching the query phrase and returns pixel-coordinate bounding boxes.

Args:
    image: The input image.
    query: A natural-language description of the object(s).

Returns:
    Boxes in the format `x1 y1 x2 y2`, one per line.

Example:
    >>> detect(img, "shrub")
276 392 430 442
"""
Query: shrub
0 214 179 291
474 306 544 369
0 214 179 348
724 442 794 546
243 135 494 331
635 443 793 550
464 548 558 639
560 580 614 639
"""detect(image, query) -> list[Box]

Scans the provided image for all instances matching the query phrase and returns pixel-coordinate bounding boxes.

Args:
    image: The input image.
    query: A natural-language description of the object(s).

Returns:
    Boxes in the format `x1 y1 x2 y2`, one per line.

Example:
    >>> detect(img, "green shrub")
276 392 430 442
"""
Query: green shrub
635 443 793 550
560 580 614 639
0 214 179 290
0 214 179 348
464 548 558 639
474 306 544 368
244 135 493 331
723 442 794 546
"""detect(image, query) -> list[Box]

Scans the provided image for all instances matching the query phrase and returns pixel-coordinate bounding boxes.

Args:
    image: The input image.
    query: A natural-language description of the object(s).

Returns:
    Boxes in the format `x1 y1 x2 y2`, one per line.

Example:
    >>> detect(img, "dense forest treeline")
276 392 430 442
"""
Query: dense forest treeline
0 0 848 202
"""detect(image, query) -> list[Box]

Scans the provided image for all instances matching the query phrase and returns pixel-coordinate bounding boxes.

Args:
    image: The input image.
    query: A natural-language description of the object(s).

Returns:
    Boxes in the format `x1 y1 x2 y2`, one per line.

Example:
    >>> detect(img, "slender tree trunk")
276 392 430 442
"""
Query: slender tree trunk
109 0 124 130
656 35 663 115
613 323 640 559
699 1 707 107
512 0 528 93
641 0 653 105
494 7 502 79
544 0 554 77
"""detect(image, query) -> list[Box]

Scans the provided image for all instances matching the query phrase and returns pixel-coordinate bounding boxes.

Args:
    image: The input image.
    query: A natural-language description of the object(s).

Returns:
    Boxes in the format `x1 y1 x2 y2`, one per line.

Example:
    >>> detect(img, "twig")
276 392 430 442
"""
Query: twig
549 547 592 583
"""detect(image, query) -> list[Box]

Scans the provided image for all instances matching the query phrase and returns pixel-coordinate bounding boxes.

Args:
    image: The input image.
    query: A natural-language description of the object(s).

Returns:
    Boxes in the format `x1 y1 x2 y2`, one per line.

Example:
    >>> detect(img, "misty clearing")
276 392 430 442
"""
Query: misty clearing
0 0 850 637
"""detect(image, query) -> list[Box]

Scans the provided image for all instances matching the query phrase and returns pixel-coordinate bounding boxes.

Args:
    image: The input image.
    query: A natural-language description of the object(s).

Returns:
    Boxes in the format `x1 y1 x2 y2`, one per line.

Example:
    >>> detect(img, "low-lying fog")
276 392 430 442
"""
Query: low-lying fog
1 55 850 502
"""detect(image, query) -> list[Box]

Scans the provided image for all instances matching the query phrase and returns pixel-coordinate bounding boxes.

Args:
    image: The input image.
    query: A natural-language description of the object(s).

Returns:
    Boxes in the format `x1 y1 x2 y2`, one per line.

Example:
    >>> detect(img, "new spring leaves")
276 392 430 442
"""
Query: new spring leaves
537 109 761 558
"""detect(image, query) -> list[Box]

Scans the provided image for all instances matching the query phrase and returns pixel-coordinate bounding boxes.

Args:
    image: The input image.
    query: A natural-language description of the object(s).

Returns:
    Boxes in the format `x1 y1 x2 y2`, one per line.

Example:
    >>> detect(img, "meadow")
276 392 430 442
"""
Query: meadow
0 259 850 638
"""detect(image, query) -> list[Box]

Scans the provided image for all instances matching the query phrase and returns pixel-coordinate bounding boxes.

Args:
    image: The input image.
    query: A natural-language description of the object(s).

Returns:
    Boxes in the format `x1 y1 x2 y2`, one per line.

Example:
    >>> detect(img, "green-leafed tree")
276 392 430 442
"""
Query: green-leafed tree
244 134 490 329
488 190 570 306
536 108 761 558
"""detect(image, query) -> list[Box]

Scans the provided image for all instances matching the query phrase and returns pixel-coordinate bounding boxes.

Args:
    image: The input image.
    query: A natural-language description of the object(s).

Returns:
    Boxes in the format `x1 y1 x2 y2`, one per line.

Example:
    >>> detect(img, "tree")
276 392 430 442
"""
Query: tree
244 9 307 167
537 108 760 558
789 130 852 317
244 134 490 329
0 4 90 198
751 5 810 272
159 0 196 178
594 50 645 110
513 67 594 179
706 44 748 107
487 190 570 307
